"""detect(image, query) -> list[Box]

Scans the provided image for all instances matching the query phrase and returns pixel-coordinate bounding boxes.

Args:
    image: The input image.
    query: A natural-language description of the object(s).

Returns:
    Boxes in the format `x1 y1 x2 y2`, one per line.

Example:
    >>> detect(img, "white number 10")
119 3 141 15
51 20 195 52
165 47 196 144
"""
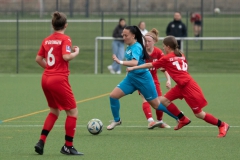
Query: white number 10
172 60 188 71
47 47 55 66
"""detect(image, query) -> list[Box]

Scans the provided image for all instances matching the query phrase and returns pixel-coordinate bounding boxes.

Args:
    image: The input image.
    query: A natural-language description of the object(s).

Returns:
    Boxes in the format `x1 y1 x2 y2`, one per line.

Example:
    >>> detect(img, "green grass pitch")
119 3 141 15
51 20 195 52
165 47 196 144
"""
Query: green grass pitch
0 73 240 159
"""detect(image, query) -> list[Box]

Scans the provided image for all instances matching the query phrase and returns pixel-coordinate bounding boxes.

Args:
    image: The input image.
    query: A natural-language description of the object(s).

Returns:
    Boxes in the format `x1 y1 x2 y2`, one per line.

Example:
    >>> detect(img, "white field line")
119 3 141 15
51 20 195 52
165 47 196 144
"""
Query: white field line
0 125 239 128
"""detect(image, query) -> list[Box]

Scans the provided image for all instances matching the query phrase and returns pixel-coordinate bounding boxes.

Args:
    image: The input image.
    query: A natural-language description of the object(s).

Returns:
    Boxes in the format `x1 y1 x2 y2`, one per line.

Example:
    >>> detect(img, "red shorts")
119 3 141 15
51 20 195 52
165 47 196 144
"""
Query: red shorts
138 82 162 97
41 74 76 110
164 80 208 114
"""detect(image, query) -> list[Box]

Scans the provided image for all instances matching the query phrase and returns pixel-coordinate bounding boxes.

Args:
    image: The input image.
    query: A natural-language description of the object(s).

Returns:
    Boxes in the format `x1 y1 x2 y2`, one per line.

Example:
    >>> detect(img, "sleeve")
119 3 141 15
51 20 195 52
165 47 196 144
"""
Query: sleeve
131 45 142 61
37 40 45 58
166 22 171 36
62 37 72 55
152 56 166 69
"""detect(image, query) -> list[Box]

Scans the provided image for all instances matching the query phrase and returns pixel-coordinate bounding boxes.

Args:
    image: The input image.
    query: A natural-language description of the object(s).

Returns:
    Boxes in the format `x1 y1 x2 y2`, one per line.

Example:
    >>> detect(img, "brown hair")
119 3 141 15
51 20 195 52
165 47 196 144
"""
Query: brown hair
52 11 67 31
163 36 183 57
145 28 159 42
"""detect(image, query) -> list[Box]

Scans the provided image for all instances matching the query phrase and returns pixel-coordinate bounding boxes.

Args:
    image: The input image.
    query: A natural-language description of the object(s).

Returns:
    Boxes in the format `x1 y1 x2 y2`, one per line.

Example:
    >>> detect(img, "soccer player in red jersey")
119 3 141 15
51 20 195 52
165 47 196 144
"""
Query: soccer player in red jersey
127 36 230 138
34 11 83 155
141 28 175 129
190 12 202 37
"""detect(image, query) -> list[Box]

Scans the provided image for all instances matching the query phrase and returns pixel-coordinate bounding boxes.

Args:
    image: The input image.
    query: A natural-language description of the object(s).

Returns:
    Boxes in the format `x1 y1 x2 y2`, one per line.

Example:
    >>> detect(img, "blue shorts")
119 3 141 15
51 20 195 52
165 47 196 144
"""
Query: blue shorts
117 71 157 101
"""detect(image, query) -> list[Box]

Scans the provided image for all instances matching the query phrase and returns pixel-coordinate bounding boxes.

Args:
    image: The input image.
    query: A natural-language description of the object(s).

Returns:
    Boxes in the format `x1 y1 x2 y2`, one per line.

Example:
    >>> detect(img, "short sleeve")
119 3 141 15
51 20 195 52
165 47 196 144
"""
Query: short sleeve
131 45 142 61
62 37 72 55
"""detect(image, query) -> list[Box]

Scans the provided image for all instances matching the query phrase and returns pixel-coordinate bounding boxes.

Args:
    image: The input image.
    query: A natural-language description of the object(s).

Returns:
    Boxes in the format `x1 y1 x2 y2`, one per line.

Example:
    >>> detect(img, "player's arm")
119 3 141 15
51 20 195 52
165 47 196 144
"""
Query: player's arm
63 46 79 61
112 54 138 66
127 63 153 72
36 55 46 69
164 71 171 89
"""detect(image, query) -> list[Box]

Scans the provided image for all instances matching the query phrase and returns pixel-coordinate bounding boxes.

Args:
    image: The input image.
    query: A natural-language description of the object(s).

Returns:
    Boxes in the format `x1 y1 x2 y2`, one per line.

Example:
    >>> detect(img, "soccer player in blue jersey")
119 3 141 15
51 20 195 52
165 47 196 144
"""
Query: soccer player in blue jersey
107 26 177 130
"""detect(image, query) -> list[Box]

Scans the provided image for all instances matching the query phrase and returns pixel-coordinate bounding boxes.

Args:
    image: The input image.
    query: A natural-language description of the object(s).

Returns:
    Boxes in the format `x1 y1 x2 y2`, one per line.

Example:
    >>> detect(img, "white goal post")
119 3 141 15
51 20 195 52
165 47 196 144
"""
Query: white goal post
94 37 240 74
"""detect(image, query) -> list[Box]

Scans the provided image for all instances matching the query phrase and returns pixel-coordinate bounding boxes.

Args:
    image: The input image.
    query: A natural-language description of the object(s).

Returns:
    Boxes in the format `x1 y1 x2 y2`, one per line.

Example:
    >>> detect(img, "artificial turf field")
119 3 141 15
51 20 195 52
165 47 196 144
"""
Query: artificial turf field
0 73 239 160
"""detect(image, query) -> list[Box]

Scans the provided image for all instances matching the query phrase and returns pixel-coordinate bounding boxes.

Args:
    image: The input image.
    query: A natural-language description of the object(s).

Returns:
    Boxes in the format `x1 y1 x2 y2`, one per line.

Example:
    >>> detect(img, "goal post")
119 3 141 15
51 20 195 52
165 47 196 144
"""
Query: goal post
94 37 240 74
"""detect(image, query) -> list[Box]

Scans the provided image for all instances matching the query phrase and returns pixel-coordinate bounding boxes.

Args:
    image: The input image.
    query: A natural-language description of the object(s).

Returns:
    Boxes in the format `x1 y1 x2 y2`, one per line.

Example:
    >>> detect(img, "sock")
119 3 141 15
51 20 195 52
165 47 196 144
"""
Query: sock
142 102 152 120
40 112 58 143
65 116 77 147
147 118 154 123
110 97 120 122
166 103 182 117
204 113 223 127
156 110 163 121
157 103 178 120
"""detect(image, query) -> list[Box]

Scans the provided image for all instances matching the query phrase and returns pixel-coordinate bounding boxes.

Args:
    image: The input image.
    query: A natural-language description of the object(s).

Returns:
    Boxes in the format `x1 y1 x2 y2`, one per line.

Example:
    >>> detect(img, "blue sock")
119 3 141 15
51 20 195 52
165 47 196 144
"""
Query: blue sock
109 97 120 122
157 103 178 120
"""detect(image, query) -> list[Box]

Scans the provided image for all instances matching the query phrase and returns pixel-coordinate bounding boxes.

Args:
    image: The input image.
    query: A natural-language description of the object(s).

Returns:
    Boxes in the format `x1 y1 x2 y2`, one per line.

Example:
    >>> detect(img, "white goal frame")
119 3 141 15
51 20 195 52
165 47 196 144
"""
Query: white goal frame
94 37 240 74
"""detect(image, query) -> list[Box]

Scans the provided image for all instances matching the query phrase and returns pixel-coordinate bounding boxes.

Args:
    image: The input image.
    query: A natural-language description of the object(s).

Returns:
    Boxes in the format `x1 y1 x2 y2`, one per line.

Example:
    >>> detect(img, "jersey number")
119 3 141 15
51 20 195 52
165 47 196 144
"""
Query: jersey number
172 60 188 71
47 47 55 66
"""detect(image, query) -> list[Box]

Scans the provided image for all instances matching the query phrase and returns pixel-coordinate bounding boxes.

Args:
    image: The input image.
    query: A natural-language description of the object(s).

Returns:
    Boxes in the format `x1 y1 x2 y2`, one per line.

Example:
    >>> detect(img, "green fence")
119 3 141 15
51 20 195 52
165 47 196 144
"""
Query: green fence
0 12 240 74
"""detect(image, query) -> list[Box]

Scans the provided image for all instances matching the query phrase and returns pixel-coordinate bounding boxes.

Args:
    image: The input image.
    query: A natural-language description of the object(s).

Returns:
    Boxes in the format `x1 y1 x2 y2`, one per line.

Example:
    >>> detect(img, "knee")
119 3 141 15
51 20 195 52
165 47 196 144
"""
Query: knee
66 108 78 117
194 110 205 119
159 96 171 107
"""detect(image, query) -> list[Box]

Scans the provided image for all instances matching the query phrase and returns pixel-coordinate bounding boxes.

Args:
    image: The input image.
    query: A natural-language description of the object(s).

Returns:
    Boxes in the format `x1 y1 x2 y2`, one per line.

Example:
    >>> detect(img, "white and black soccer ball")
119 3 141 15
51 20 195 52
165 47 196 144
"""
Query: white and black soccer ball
87 119 103 135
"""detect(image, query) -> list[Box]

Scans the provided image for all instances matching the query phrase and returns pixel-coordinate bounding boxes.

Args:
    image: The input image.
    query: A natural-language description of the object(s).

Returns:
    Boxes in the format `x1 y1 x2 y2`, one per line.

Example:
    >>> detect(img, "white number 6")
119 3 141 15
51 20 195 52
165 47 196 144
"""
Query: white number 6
172 60 188 71
47 47 55 66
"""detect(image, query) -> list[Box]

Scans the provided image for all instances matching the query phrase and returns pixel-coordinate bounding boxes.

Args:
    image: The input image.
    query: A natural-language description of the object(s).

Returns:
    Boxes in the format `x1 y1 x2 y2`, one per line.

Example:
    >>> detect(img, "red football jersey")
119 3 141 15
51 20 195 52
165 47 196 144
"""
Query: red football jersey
37 32 72 76
152 52 192 86
190 13 201 22
145 47 164 84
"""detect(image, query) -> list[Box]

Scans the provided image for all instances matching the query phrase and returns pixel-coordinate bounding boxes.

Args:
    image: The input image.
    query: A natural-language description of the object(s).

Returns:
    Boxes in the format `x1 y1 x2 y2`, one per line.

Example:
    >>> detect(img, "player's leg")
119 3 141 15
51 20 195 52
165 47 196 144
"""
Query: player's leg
35 75 59 155
138 74 178 120
156 96 171 129
154 84 171 128
194 25 199 37
194 110 229 138
60 107 83 155
107 77 135 130
162 85 191 130
139 93 162 129
56 77 83 155
183 81 229 138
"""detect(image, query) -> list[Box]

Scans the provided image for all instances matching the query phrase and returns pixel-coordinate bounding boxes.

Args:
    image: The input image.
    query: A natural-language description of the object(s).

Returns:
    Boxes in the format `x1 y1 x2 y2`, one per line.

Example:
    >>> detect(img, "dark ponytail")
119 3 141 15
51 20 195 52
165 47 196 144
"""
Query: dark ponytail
163 36 183 57
125 26 149 60
52 11 67 31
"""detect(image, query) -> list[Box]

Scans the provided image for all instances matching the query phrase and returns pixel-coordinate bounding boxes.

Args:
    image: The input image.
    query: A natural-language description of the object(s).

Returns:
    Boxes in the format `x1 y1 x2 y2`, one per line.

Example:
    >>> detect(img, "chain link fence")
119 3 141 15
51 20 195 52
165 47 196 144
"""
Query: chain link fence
0 0 239 73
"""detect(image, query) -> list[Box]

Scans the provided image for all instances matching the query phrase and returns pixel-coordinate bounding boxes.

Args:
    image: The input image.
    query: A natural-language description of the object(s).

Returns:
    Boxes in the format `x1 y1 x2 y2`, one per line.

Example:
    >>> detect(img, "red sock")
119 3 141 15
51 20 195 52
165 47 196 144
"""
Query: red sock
142 102 152 120
204 113 223 127
166 103 182 117
40 112 58 143
156 110 163 121
65 116 77 147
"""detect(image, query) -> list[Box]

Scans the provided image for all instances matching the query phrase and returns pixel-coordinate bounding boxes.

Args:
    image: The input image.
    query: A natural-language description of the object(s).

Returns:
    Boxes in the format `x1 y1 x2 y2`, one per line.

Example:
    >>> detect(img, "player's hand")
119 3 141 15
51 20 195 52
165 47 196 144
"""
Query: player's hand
73 46 79 54
166 80 171 90
112 54 120 64
159 67 166 72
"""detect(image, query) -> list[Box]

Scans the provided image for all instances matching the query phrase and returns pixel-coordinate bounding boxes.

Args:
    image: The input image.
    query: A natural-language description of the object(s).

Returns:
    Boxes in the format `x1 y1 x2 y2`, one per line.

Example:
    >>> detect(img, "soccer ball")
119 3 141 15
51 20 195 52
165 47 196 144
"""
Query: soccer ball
214 8 220 14
87 119 103 135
